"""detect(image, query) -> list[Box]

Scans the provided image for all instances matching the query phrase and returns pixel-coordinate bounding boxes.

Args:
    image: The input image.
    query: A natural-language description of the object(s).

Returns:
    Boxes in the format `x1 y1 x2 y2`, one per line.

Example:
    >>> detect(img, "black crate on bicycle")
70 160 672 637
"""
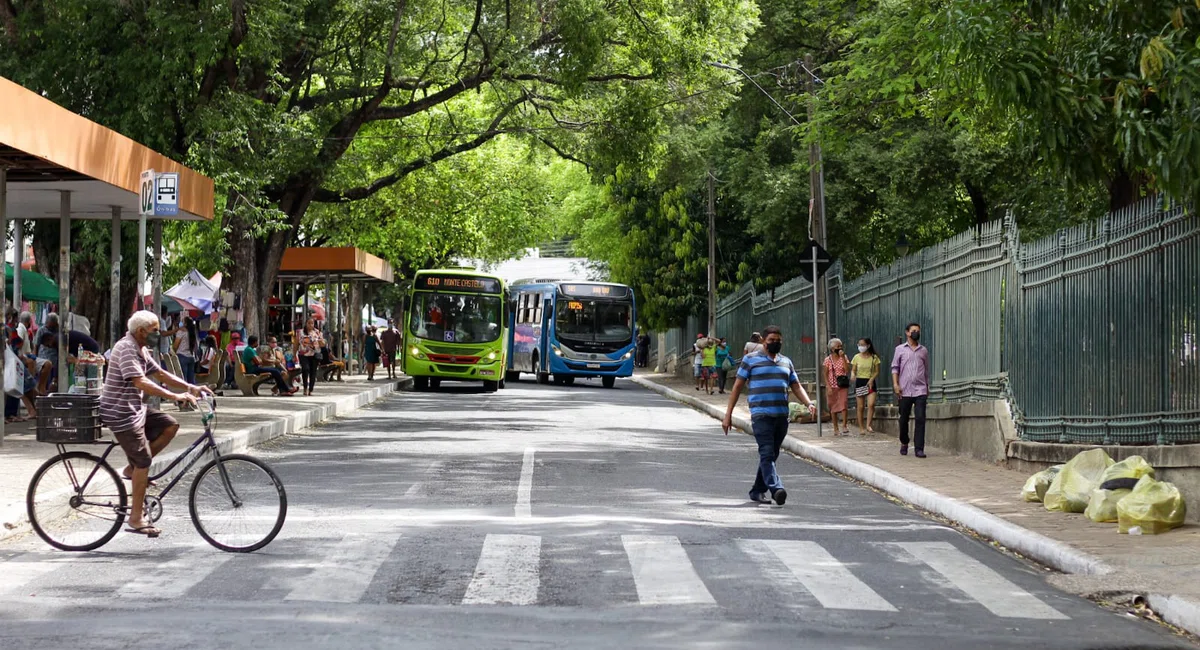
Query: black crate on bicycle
35 394 103 443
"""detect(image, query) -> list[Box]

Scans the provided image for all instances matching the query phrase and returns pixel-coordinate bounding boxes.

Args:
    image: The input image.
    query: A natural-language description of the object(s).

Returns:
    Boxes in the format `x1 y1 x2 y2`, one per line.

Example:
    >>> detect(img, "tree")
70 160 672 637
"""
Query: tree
1 0 759 335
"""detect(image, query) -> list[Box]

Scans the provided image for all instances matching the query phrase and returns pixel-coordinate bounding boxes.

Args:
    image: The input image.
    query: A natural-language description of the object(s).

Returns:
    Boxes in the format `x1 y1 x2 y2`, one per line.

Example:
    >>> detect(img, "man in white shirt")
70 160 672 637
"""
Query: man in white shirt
17 311 33 355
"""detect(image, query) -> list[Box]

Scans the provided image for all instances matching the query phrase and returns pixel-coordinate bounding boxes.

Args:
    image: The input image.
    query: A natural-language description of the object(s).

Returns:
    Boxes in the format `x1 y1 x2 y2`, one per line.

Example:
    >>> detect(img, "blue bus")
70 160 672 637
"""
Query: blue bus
505 281 636 388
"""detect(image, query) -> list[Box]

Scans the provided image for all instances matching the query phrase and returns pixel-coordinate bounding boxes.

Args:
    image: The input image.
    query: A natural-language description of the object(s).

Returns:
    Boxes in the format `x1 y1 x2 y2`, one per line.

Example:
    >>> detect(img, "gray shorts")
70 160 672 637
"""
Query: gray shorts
113 410 177 469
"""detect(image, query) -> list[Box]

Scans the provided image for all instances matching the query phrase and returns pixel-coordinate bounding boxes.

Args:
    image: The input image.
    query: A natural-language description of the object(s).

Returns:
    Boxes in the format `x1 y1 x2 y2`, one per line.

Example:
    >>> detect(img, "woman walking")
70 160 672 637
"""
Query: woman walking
851 338 881 434
363 326 381 380
714 338 732 394
297 318 322 396
701 337 718 395
174 316 199 385
743 332 764 357
823 338 851 435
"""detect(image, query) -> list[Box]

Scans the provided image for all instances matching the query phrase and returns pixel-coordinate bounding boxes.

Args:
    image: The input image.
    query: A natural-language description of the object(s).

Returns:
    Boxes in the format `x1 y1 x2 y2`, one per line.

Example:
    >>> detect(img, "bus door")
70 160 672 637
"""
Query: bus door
540 295 552 373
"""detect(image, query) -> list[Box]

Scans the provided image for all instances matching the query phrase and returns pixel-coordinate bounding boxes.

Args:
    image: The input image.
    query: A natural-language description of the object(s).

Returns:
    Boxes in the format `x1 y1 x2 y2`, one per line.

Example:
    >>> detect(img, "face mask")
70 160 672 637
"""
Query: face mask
910 331 921 342
144 332 161 349
766 341 782 355
858 345 867 353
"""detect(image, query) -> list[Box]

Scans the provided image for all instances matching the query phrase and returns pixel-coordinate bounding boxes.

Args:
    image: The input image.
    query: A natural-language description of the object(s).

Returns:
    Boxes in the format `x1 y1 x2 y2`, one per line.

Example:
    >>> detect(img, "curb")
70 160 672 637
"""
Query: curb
1 378 411 542
629 375 1114 577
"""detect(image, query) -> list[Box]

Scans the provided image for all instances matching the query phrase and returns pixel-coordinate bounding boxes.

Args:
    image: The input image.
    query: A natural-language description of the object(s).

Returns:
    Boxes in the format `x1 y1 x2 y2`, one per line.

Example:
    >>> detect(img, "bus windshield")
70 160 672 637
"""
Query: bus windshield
409 292 502 344
555 298 633 347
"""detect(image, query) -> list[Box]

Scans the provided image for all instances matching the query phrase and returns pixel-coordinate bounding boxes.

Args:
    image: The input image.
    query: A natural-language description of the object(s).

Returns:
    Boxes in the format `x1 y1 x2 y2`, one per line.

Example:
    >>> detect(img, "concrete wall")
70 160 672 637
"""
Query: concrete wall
1008 441 1200 523
868 399 1016 464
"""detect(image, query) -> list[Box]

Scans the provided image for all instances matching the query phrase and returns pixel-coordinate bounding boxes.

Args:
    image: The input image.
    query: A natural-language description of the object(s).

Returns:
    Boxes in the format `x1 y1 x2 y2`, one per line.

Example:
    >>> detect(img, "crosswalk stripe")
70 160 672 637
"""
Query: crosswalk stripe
462 534 541 605
748 539 896 611
894 542 1068 620
0 557 76 595
119 545 236 599
284 534 398 603
622 535 715 605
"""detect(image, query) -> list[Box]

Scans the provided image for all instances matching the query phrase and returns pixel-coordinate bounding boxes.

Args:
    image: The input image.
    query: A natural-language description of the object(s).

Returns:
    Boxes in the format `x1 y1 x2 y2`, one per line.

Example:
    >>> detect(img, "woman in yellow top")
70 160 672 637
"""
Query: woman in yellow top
700 338 718 395
851 338 881 434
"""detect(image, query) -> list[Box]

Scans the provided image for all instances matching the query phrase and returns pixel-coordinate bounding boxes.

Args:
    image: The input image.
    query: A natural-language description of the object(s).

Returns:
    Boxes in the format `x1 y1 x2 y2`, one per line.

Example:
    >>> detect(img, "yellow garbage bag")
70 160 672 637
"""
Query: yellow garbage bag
1084 488 1131 523
1099 455 1155 491
1021 465 1064 503
1044 449 1115 513
1117 476 1187 534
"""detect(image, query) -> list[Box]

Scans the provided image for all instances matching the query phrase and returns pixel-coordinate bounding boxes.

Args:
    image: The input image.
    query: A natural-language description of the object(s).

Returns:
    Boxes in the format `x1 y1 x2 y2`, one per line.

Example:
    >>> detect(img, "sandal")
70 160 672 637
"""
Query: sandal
125 525 161 538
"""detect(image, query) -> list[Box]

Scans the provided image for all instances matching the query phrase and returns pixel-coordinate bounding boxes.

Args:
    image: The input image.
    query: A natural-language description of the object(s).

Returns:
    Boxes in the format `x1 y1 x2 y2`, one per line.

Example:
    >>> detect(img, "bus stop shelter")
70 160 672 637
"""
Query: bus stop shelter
275 247 395 370
0 75 214 444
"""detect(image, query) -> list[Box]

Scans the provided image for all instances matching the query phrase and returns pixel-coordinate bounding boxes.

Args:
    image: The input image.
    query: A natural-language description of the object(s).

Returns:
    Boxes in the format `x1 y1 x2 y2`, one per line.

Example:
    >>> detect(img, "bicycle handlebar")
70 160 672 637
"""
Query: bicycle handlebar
198 394 217 416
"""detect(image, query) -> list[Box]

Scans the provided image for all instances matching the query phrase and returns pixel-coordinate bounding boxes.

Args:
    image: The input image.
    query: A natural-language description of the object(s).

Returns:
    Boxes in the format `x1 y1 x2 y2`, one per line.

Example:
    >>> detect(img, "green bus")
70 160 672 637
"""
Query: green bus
402 269 508 392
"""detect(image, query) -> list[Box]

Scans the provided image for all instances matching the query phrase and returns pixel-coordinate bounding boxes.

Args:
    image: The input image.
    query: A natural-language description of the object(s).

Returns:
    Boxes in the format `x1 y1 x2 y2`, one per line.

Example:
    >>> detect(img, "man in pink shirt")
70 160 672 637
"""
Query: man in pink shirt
891 322 930 458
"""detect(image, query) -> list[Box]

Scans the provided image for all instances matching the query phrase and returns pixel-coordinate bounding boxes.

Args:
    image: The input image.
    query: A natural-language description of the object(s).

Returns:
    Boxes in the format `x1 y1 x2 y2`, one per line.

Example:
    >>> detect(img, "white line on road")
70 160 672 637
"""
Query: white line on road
404 460 444 497
462 534 541 605
622 535 716 605
119 545 236 599
515 447 535 519
894 541 1068 620
284 533 398 603
751 539 896 611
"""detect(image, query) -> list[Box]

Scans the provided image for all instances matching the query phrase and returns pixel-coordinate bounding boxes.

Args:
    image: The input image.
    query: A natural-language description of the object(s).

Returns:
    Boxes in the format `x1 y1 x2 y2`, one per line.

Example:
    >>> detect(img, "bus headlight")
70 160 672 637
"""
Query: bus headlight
621 351 633 360
486 351 498 361
552 345 563 357
409 346 427 360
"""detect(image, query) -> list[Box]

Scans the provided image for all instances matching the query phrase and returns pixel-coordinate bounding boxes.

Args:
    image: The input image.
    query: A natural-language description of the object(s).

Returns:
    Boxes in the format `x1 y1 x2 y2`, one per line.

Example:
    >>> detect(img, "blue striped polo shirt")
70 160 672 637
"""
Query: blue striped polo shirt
737 352 799 418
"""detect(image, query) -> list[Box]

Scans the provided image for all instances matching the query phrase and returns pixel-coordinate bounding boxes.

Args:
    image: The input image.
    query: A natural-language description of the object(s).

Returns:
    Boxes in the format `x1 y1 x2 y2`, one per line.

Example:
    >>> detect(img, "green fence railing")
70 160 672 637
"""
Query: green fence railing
655 196 1200 445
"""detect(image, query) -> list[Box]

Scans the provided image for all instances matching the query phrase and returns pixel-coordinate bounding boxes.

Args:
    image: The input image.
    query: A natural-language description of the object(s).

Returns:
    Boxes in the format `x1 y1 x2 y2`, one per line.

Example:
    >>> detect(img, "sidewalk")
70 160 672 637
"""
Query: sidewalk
1 376 410 542
633 369 1200 636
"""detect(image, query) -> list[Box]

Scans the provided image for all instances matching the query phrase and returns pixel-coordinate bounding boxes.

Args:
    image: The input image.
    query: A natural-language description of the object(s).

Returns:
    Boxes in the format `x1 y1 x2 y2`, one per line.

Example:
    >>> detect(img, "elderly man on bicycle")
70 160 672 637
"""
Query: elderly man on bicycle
100 310 212 538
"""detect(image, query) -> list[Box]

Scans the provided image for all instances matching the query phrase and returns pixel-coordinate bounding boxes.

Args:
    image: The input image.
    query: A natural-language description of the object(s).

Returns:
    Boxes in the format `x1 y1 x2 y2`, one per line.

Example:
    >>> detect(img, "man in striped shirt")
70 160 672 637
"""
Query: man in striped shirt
722 325 816 506
101 310 211 538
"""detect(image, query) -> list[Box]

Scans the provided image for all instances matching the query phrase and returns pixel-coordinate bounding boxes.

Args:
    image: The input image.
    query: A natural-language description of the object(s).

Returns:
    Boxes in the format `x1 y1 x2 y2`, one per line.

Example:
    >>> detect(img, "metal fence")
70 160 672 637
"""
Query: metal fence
655 196 1200 445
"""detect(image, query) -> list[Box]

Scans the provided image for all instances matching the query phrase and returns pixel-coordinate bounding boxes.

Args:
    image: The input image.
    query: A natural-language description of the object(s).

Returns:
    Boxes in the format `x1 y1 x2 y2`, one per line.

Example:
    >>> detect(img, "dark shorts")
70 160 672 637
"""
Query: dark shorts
113 410 177 469
855 377 876 396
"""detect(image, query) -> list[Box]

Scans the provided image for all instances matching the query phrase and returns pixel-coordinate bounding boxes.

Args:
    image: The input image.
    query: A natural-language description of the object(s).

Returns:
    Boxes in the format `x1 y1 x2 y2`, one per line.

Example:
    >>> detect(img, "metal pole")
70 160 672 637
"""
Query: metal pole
812 245 822 438
137 210 147 313
805 54 830 350
13 218 23 309
150 220 162 409
58 191 70 389
0 168 7 445
707 170 717 337
110 207 122 349
324 272 331 334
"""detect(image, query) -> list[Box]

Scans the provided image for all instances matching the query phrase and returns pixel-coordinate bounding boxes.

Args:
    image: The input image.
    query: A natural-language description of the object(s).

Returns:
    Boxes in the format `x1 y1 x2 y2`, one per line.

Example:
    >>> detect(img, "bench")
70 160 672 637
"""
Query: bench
233 362 275 396
195 349 227 392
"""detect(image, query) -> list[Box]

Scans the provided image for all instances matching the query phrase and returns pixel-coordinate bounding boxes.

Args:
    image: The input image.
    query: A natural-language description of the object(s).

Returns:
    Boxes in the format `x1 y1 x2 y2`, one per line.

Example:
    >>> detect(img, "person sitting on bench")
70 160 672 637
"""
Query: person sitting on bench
241 335 297 396
318 343 345 381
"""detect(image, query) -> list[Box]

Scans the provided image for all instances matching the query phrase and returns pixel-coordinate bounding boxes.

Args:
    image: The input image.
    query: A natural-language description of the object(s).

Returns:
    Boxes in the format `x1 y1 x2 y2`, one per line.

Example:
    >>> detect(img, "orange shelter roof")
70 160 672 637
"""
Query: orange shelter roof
278 247 394 283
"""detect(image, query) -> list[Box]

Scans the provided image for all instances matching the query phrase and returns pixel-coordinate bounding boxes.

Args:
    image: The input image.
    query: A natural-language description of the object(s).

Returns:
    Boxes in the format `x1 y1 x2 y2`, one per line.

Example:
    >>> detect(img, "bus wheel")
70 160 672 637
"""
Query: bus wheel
483 380 499 393
552 374 565 385
505 371 521 383
499 377 506 389
413 377 429 391
430 378 441 389
602 376 616 389
562 376 575 386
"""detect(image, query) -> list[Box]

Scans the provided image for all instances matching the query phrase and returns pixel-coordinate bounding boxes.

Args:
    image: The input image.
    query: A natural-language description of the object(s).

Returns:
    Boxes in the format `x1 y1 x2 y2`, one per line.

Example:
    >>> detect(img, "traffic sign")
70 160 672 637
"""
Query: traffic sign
798 239 834 282
139 169 155 216
155 173 179 216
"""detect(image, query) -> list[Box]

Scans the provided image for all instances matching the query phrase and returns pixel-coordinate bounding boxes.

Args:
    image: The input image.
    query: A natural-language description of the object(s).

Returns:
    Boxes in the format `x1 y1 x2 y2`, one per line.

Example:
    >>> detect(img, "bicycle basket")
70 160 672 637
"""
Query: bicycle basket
35 394 103 443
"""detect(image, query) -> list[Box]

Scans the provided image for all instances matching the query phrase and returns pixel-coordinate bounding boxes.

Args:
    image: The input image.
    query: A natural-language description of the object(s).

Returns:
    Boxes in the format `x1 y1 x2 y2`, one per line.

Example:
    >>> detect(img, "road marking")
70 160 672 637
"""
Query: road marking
404 460 444 497
749 539 896 611
622 535 715 605
462 534 541 605
284 534 398 603
894 542 1067 620
119 545 235 599
515 447 534 519
0 556 77 595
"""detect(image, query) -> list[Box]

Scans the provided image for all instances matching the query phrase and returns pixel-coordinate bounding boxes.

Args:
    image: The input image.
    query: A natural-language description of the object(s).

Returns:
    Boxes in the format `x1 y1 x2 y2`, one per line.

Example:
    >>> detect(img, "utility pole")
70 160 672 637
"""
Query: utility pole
804 54 830 358
707 169 717 337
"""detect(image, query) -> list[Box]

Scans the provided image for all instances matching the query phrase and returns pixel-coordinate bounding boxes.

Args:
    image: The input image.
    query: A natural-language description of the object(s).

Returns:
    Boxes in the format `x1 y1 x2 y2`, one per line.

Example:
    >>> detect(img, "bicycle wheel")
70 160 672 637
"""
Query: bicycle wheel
27 452 127 551
189 454 287 553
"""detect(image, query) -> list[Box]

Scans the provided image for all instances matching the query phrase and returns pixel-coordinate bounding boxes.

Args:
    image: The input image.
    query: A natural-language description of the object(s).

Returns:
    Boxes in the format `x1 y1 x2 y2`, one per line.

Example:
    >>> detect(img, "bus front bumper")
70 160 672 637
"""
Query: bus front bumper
406 357 505 381
548 355 634 378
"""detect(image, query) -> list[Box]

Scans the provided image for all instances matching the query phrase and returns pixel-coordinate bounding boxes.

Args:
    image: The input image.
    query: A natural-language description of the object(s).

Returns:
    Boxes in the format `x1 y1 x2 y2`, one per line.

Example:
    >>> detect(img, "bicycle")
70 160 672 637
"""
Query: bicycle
26 394 287 553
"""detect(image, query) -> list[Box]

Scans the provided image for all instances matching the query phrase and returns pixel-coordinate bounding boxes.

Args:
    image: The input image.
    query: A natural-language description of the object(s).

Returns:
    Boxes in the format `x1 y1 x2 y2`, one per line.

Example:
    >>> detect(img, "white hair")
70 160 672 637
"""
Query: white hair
828 337 843 352
127 310 159 334
18 311 32 325
45 312 59 327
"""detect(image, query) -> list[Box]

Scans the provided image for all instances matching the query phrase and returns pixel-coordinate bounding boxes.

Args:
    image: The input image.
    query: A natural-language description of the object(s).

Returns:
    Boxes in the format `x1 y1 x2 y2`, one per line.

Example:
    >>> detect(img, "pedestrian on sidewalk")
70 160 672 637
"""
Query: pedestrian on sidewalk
851 338 881 434
363 325 381 381
823 338 851 435
743 332 764 357
380 321 400 380
891 323 930 457
297 319 321 396
636 331 651 368
714 338 731 394
692 333 706 391
721 325 816 506
701 337 718 394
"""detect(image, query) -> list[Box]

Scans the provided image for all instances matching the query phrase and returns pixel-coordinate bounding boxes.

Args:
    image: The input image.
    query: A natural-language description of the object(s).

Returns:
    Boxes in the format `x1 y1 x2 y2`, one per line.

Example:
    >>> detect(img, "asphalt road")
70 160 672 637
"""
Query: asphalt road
0 379 1191 650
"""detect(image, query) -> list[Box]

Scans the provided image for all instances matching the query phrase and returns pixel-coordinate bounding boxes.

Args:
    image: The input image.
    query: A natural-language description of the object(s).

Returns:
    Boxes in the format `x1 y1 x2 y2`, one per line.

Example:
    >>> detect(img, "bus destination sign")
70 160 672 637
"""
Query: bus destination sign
561 283 630 299
416 274 502 294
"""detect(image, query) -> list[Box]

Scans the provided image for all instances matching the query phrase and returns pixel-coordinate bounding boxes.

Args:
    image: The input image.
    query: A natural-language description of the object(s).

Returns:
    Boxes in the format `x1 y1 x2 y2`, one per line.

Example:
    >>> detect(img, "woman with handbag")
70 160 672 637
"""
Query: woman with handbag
823 338 851 435
714 338 733 394
851 338 881 434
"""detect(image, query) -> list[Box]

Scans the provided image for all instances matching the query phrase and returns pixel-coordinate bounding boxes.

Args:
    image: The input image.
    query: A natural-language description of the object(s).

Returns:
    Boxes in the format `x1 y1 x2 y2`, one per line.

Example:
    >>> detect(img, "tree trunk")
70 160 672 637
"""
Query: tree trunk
1108 164 1144 212
964 180 989 226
